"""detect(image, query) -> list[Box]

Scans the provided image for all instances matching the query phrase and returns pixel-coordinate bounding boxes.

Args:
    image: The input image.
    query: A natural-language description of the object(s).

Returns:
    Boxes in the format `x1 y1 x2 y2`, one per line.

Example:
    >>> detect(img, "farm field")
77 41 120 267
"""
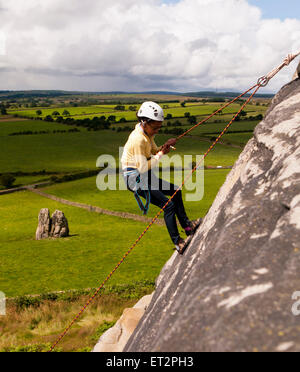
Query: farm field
0 120 85 136
188 120 259 135
0 128 243 174
0 168 230 298
0 190 171 298
8 101 267 122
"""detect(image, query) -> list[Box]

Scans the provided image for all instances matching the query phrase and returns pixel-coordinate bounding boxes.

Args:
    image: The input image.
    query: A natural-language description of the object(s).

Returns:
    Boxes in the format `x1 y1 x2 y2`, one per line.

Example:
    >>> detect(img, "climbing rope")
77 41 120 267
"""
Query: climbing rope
257 50 300 87
49 52 299 352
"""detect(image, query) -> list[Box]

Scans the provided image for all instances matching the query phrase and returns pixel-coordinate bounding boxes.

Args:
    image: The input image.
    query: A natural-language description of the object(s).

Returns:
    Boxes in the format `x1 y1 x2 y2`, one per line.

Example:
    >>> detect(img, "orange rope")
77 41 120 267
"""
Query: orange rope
49 83 260 352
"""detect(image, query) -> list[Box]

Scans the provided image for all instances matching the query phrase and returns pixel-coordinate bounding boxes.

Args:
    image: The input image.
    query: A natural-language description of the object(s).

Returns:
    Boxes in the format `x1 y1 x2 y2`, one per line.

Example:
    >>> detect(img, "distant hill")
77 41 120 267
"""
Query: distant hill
0 90 73 99
182 91 275 99
0 90 274 100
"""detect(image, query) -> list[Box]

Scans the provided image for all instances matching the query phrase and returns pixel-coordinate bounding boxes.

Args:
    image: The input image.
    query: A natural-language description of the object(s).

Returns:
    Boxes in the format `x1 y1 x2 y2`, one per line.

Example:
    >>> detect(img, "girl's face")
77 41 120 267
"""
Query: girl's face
145 120 163 136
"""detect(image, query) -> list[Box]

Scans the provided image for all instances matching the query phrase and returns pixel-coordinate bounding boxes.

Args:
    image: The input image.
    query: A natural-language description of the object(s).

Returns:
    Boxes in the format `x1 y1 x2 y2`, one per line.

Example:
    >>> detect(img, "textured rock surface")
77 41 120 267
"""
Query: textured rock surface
125 78 300 352
93 294 153 352
36 208 51 240
50 210 69 238
293 62 300 80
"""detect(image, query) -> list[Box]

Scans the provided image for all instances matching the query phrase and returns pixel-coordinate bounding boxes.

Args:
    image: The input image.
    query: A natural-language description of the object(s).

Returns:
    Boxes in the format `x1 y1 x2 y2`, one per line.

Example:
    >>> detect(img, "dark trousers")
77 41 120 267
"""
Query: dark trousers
124 169 190 245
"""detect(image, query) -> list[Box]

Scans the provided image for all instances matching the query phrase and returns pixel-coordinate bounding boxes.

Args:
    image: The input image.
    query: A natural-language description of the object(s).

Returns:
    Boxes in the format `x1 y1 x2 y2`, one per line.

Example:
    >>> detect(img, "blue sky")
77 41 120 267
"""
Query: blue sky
162 0 300 21
248 0 300 20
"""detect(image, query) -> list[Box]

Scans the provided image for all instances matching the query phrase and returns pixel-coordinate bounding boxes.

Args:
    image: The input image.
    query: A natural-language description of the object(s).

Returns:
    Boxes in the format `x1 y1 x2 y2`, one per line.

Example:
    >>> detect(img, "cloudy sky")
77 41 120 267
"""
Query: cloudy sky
0 0 299 93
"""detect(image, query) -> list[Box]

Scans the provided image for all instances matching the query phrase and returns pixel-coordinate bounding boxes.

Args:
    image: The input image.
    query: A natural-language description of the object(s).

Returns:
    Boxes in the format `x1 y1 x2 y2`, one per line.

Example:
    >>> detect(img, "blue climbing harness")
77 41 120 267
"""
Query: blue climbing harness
123 169 151 216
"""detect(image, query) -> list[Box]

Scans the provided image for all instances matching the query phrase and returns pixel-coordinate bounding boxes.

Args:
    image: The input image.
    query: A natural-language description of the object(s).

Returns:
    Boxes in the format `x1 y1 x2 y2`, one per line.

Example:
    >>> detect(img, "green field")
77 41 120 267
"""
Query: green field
221 132 255 145
8 101 266 122
188 120 259 136
0 115 236 298
0 120 84 136
0 190 171 298
1 99 264 175
0 127 243 174
0 168 230 298
0 98 267 296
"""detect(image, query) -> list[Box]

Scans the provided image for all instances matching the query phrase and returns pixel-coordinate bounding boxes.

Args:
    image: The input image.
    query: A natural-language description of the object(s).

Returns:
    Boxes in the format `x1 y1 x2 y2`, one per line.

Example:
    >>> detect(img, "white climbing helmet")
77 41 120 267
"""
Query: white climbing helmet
137 101 164 122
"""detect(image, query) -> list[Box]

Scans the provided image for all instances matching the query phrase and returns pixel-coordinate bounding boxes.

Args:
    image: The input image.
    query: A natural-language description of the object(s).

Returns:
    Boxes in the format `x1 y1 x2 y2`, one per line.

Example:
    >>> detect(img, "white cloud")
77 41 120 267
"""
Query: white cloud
0 30 6 55
0 0 299 92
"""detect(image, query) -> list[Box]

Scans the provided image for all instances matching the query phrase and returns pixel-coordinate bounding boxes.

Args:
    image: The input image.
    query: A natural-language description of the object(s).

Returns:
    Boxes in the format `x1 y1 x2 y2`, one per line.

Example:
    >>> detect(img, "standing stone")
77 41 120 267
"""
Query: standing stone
36 208 51 240
50 210 69 238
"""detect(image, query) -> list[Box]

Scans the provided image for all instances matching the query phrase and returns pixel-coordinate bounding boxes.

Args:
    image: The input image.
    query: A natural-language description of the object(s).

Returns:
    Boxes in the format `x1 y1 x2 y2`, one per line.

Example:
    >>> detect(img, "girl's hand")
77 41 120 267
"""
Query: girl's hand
164 138 177 147
161 144 171 154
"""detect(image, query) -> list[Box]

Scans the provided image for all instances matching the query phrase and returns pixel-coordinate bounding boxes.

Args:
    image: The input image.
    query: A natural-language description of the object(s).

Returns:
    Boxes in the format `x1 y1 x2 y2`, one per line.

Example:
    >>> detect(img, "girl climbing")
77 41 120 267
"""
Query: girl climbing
121 101 201 254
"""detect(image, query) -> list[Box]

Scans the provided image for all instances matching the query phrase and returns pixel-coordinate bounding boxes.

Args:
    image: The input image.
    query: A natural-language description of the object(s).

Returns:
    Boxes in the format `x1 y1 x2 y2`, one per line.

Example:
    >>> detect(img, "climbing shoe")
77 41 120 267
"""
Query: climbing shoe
174 237 189 255
185 218 203 237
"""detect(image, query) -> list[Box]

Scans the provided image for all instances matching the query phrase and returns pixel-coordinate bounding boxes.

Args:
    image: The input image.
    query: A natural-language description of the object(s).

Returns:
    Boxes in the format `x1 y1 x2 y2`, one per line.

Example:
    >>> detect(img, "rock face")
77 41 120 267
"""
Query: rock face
93 294 153 352
125 78 300 352
36 209 69 240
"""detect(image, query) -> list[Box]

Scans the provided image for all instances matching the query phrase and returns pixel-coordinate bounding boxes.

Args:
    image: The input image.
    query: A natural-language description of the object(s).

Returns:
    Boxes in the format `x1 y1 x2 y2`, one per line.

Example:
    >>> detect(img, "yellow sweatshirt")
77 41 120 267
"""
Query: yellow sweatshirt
121 124 163 173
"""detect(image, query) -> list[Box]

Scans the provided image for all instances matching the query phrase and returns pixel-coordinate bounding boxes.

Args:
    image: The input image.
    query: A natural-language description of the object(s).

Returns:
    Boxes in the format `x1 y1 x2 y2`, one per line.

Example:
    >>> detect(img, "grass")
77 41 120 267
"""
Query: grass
221 132 255 146
0 190 171 298
0 112 247 298
0 119 84 136
0 282 154 352
0 128 242 174
174 135 242 165
188 120 259 137
0 167 231 298
1 103 262 176
0 130 128 173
